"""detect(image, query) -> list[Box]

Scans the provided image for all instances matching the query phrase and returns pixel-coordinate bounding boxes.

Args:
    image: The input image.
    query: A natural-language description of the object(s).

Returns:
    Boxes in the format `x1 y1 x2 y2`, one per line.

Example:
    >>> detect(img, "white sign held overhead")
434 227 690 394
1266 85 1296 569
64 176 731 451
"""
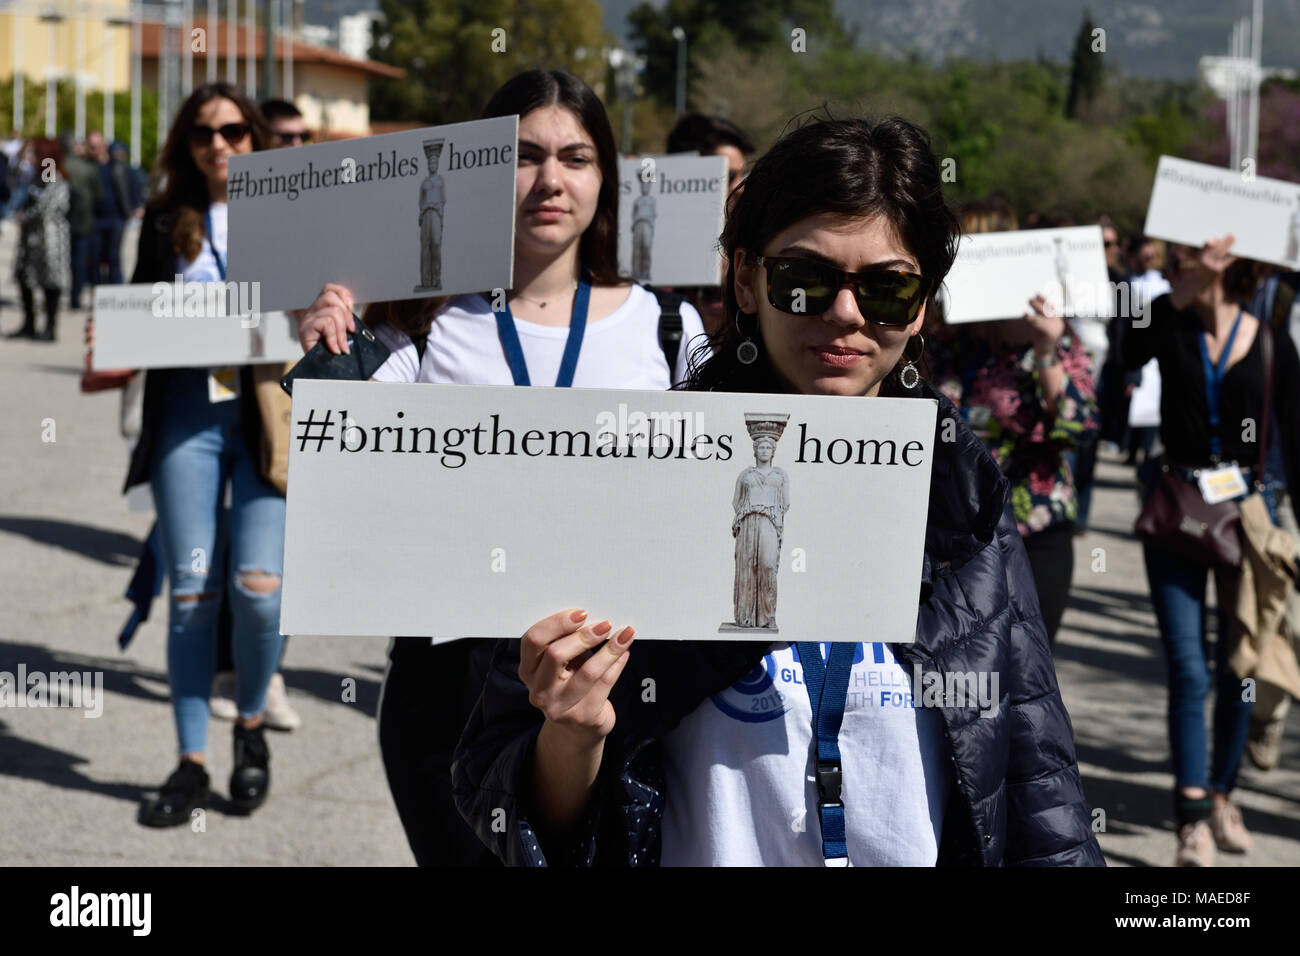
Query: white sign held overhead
940 225 1113 325
618 154 728 287
1144 155 1300 269
280 380 937 643
226 116 518 311
90 283 301 370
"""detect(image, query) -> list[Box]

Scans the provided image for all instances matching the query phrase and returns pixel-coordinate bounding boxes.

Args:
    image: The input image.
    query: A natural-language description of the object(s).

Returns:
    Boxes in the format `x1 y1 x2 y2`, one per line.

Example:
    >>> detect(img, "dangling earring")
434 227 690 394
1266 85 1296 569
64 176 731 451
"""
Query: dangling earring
735 309 759 365
899 332 925 389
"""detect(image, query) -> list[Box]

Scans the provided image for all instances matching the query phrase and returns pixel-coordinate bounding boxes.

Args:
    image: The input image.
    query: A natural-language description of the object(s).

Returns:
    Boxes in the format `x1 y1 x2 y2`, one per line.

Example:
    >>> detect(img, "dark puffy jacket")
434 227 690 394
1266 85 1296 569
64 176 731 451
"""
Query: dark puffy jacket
451 384 1105 867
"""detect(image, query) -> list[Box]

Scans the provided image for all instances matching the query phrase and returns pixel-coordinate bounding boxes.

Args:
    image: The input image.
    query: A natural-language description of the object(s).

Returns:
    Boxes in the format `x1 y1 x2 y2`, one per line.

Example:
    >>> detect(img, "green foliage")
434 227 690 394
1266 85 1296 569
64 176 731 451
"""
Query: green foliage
369 0 611 124
0 77 160 171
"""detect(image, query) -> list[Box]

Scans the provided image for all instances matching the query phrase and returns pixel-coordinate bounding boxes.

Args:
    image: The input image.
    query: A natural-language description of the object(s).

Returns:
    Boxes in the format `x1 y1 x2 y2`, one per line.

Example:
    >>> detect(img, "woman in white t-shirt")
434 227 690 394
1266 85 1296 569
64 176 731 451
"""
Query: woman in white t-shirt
453 115 1105 868
294 69 705 866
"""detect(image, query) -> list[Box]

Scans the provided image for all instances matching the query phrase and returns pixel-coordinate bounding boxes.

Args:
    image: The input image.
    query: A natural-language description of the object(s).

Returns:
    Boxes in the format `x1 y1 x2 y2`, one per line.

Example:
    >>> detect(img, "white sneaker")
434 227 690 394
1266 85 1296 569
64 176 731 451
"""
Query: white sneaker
262 672 302 732
209 671 237 721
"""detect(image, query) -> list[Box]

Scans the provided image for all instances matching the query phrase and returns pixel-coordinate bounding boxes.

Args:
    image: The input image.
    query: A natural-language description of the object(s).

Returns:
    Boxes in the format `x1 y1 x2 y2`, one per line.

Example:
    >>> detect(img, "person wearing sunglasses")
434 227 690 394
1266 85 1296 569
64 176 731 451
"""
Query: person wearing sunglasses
925 201 1099 647
453 115 1103 868
95 83 287 828
259 98 313 148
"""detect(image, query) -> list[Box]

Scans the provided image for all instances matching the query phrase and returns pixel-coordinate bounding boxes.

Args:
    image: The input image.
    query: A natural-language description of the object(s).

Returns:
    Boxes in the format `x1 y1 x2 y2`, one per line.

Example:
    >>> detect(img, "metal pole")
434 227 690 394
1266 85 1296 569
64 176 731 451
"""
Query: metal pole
13 8 23 134
227 0 235 82
1247 0 1262 168
132 1 141 167
283 0 293 101
672 26 686 116
207 0 216 82
263 0 277 99
245 0 255 97
182 0 192 95
104 18 114 142
75 8 85 140
44 14 58 138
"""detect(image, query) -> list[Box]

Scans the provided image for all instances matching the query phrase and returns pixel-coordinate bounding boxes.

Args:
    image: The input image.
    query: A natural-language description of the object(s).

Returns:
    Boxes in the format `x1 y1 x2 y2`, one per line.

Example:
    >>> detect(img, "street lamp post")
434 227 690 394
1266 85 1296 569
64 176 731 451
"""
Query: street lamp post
672 26 686 116
40 9 65 139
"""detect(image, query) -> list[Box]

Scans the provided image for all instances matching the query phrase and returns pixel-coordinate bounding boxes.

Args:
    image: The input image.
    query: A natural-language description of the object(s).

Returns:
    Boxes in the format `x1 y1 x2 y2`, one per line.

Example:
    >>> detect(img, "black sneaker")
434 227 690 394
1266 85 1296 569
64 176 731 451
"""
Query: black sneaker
230 722 271 813
142 760 210 828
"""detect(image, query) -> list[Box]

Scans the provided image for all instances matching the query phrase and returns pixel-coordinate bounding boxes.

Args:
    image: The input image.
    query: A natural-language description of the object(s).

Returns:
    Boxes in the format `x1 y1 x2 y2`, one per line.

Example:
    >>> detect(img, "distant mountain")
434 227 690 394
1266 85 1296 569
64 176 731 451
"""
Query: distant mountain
300 0 1300 79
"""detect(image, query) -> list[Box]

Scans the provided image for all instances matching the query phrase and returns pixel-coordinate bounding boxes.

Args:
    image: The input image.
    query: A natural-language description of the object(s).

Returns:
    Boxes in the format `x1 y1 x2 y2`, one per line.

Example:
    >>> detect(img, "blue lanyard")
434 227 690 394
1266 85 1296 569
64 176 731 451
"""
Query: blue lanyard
1197 309 1242 460
794 641 857 865
492 274 590 387
204 209 226 281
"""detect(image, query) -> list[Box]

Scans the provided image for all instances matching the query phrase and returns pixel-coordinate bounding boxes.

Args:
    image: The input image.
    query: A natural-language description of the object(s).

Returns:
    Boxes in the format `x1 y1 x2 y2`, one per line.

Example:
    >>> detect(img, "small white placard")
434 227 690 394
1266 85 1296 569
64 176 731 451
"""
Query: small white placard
91 283 301 369
940 225 1113 324
280 381 937 643
618 154 728 286
227 117 518 310
1144 155 1300 269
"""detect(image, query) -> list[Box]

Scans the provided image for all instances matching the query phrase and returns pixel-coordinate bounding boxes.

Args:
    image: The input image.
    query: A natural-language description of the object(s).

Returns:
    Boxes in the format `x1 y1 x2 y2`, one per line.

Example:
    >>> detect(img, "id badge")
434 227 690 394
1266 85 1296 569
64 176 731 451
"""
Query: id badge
967 406 992 431
208 367 240 403
1197 463 1248 504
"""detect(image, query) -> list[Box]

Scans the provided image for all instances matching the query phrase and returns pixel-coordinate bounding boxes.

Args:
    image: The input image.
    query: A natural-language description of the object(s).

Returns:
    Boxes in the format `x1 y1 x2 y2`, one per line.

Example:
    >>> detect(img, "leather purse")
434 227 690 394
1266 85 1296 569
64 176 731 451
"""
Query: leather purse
1134 322 1275 569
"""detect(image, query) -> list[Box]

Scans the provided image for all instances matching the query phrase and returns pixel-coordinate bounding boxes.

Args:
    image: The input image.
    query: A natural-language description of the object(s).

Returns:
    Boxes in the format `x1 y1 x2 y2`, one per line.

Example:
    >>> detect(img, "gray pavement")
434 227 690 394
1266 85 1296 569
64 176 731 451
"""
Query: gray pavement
0 222 1296 866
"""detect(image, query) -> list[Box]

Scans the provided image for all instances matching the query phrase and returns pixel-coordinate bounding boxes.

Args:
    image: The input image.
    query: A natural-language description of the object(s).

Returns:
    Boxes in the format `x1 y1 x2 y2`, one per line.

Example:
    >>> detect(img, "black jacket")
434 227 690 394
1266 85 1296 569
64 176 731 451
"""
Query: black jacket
123 204 264 492
451 386 1106 866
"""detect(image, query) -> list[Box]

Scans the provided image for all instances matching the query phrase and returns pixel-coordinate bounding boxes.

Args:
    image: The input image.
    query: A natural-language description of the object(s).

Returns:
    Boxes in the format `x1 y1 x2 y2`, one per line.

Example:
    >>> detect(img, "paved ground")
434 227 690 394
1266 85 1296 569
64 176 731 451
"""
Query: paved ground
0 222 1296 866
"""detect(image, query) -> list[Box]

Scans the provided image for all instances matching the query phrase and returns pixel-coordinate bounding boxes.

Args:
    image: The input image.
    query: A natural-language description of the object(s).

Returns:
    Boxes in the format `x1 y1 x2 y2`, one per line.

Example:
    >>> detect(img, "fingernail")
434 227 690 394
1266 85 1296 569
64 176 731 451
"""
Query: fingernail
615 626 635 647
570 608 588 623
592 620 612 637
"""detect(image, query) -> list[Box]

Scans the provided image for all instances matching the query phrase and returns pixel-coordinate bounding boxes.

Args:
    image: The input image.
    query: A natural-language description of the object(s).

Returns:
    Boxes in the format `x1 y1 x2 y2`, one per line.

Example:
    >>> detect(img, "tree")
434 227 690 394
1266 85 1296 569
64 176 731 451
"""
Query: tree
628 0 844 108
1065 11 1104 120
369 0 611 125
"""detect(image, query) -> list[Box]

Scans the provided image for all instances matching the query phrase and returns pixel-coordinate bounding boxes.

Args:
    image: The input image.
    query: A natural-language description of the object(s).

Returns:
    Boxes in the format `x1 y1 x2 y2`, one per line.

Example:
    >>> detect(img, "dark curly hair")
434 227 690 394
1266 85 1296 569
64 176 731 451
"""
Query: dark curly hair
682 114 961 394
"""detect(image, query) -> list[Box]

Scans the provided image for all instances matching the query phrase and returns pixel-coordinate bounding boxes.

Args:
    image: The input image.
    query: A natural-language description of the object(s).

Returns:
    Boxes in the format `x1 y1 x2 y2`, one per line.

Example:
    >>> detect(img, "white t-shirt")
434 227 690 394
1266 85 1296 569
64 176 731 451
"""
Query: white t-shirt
372 285 705 388
661 640 953 866
176 201 227 281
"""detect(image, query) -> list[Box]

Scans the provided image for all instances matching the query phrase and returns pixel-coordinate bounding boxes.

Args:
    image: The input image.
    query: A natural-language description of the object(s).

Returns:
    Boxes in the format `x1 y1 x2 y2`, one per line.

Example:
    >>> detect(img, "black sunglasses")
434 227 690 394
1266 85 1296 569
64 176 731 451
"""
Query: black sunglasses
187 122 251 148
274 130 313 145
749 254 930 327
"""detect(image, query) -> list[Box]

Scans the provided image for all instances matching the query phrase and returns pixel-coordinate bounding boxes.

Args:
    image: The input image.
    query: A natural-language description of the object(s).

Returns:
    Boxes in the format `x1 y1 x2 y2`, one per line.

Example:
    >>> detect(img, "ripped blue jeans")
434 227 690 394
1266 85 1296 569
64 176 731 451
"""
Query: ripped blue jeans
151 368 286 755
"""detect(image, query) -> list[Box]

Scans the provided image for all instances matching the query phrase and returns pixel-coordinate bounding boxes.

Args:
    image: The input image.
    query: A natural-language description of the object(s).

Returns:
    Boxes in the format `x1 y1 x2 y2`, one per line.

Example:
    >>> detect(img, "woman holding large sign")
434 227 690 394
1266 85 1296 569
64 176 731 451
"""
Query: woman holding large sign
453 115 1104 866
294 70 706 865
119 84 284 828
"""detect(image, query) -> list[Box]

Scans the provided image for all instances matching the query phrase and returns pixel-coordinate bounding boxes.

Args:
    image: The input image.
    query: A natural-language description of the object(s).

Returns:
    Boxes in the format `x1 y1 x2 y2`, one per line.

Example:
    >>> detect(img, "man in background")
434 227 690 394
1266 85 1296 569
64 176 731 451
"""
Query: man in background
58 132 101 311
664 114 756 336
87 130 131 287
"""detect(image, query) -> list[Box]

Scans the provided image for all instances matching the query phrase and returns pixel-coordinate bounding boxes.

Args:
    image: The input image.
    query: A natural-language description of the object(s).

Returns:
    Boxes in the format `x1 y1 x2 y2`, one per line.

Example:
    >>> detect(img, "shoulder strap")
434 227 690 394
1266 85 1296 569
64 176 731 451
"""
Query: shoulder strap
1273 273 1299 331
410 331 429 363
1258 319 1274 477
645 284 685 381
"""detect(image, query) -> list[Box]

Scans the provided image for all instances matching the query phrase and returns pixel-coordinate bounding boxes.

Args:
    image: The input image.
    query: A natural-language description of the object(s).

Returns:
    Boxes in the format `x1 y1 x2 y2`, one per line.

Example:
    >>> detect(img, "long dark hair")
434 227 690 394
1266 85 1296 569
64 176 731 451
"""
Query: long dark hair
684 114 961 394
367 69 624 337
482 69 621 285
148 82 271 263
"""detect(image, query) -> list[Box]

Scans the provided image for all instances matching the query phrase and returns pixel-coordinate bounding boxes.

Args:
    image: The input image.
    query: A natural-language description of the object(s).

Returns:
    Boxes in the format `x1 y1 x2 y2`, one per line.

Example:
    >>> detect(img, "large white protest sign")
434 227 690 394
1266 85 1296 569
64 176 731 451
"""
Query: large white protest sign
91 283 301 369
226 117 518 311
1145 155 1300 269
618 154 727 286
280 380 937 643
940 225 1113 324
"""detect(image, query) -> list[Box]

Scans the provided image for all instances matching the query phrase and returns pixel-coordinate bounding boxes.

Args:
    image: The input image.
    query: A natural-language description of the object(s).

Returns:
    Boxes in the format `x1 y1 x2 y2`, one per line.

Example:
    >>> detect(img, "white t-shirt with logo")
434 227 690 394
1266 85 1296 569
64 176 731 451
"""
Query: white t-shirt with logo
371 285 704 388
660 640 954 866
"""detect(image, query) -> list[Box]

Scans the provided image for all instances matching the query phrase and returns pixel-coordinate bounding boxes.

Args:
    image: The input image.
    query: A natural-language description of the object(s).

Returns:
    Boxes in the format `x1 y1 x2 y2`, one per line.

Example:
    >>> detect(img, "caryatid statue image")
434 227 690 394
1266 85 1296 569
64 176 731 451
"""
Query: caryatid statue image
725 413 791 631
414 139 446 292
631 176 656 283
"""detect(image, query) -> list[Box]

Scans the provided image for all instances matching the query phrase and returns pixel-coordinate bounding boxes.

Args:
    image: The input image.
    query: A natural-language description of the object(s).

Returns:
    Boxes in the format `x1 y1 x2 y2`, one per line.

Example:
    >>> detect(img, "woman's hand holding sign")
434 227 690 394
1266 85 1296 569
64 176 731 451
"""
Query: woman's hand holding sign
294 282 356 354
521 608 635 833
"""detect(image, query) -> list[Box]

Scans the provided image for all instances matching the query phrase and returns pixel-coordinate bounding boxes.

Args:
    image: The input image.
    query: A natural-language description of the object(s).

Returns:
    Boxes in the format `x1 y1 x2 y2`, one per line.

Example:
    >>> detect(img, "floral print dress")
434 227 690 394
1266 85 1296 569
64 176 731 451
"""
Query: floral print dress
930 330 1099 537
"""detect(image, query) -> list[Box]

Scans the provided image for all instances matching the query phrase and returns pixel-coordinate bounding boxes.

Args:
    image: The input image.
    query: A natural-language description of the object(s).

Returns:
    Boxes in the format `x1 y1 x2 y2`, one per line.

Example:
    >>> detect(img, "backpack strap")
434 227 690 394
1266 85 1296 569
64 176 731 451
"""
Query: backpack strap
644 284 685 382
1272 272 1299 332
411 331 429 364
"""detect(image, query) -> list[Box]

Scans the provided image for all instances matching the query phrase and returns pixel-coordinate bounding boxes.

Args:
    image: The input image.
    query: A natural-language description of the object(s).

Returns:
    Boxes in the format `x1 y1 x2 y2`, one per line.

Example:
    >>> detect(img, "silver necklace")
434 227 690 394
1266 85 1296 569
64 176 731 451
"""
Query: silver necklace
511 281 577 310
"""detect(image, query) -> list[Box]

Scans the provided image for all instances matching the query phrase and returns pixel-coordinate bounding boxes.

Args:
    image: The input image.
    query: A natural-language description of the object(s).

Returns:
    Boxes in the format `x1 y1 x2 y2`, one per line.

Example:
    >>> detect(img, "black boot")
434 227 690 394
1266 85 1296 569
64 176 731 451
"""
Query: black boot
5 320 36 339
230 722 271 813
9 285 38 338
141 759 210 828
36 288 59 341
